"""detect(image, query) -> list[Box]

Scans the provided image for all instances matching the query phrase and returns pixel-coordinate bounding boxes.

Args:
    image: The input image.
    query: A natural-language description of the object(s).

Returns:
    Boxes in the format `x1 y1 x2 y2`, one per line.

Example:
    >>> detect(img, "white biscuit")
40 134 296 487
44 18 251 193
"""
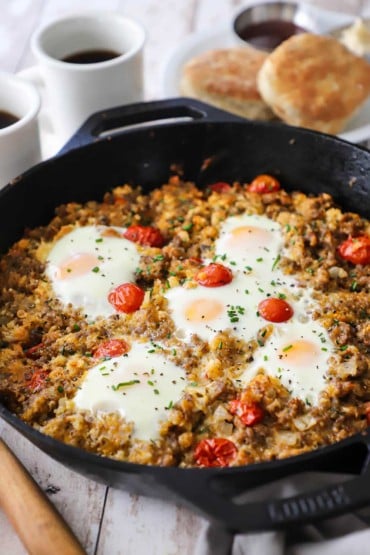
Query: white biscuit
180 46 274 120
257 33 370 134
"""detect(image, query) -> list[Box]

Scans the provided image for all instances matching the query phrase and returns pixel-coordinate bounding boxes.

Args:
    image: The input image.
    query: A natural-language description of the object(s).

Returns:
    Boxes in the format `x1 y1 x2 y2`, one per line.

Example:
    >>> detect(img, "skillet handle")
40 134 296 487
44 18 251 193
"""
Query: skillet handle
58 98 242 155
163 433 370 532
0 438 86 554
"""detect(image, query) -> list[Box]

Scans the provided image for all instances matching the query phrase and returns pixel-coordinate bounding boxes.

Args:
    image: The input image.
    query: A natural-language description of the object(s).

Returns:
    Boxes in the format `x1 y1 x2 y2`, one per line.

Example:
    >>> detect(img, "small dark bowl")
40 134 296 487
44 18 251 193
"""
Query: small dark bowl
233 1 319 51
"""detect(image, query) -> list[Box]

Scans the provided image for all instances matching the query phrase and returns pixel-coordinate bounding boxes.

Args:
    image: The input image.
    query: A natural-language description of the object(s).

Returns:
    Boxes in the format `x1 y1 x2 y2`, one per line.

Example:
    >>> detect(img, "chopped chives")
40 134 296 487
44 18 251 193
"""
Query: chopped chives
112 380 140 390
271 254 281 271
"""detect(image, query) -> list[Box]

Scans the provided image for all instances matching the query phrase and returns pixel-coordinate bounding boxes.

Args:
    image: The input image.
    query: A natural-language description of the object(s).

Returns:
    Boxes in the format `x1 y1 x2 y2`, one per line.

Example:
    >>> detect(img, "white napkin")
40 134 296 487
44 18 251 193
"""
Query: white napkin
194 472 370 555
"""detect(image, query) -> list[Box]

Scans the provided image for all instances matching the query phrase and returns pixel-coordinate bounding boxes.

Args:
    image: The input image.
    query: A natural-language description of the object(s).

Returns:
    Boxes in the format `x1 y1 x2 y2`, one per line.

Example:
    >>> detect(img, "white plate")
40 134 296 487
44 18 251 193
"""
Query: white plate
161 23 370 145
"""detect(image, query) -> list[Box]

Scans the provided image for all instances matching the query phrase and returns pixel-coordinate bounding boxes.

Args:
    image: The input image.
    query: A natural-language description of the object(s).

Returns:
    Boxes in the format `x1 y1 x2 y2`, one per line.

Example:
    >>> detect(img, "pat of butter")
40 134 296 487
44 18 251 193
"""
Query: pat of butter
74 341 186 440
340 18 370 57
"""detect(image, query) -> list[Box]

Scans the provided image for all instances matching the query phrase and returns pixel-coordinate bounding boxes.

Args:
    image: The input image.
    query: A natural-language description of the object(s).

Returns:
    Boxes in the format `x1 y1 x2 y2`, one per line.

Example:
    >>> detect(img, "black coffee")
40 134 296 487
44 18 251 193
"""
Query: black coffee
62 49 121 64
0 110 19 129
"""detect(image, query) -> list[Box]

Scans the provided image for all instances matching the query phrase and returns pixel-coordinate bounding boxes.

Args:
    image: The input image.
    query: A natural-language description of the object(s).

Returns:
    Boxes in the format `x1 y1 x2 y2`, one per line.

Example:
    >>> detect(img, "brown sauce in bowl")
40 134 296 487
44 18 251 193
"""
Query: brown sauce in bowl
237 19 306 50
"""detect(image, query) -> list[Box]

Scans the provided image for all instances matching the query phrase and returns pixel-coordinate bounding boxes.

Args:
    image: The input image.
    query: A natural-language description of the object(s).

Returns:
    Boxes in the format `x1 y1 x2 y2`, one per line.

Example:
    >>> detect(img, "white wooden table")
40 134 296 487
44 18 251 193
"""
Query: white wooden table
0 0 368 553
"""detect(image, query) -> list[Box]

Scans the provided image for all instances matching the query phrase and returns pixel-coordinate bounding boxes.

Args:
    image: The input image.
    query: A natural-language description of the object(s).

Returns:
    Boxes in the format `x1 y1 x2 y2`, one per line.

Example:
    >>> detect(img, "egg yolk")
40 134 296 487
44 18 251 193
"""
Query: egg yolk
55 253 99 280
279 340 320 368
185 298 224 323
227 226 274 250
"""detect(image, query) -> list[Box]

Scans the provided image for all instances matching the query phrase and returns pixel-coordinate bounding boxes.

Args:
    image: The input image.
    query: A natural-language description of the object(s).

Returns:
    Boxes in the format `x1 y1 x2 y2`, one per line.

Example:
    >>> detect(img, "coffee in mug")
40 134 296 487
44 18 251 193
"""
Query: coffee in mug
0 72 41 188
62 49 121 64
30 12 146 143
0 110 20 130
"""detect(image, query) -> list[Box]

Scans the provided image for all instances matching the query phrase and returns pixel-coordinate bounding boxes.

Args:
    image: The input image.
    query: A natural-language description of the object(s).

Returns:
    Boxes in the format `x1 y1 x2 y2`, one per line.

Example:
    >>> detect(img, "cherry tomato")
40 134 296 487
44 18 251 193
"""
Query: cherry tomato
258 297 294 323
229 400 264 426
209 182 231 193
114 197 127 206
123 225 165 247
108 283 145 313
26 369 49 392
195 263 233 287
247 174 281 194
188 257 203 265
194 438 237 467
94 339 130 359
338 235 370 265
25 342 44 358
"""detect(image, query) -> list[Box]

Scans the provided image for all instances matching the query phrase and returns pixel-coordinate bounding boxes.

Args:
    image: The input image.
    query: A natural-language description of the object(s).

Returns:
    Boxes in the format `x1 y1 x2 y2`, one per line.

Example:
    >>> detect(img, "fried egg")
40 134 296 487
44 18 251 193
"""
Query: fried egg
214 213 284 274
74 341 186 440
240 301 333 405
165 214 335 405
166 273 270 343
45 226 140 320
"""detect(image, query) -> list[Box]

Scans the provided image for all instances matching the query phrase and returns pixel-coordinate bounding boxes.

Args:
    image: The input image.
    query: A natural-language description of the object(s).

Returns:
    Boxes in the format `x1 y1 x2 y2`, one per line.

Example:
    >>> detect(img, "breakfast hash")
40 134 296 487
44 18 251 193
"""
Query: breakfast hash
0 174 369 467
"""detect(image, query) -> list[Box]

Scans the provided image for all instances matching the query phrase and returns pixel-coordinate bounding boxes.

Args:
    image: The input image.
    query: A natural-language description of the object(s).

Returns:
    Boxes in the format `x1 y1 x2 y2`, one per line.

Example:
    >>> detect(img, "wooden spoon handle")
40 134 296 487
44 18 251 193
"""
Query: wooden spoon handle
0 438 86 555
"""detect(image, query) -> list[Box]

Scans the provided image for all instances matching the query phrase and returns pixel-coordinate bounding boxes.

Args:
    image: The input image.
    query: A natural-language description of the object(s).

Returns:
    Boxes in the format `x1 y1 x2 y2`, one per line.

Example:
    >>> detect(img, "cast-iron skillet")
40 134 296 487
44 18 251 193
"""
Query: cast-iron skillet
1 98 370 532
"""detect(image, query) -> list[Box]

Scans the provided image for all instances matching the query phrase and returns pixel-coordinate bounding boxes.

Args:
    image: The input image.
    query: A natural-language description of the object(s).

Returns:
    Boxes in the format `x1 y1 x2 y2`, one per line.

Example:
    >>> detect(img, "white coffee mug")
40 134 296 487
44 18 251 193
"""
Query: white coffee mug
30 12 146 144
0 72 41 189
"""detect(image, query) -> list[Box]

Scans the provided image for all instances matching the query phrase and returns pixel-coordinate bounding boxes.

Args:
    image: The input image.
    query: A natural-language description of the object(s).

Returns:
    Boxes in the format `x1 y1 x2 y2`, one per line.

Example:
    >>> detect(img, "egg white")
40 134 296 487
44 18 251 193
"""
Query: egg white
214 213 284 275
45 225 140 320
74 341 186 440
239 289 333 405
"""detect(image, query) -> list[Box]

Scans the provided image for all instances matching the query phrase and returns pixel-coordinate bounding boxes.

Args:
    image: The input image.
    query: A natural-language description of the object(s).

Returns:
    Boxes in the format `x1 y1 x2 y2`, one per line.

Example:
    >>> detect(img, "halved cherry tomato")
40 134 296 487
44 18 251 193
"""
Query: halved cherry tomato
338 235 370 265
123 225 165 247
247 174 281 194
194 438 237 467
258 297 293 323
195 263 233 287
229 400 264 426
188 257 203 265
25 342 44 358
26 369 49 392
209 182 231 193
94 339 130 359
108 283 145 313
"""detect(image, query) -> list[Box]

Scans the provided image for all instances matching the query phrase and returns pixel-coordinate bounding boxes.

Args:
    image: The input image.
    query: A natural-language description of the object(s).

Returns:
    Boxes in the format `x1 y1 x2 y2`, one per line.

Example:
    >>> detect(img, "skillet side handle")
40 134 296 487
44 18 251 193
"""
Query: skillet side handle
167 471 370 533
162 435 370 532
58 98 243 155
